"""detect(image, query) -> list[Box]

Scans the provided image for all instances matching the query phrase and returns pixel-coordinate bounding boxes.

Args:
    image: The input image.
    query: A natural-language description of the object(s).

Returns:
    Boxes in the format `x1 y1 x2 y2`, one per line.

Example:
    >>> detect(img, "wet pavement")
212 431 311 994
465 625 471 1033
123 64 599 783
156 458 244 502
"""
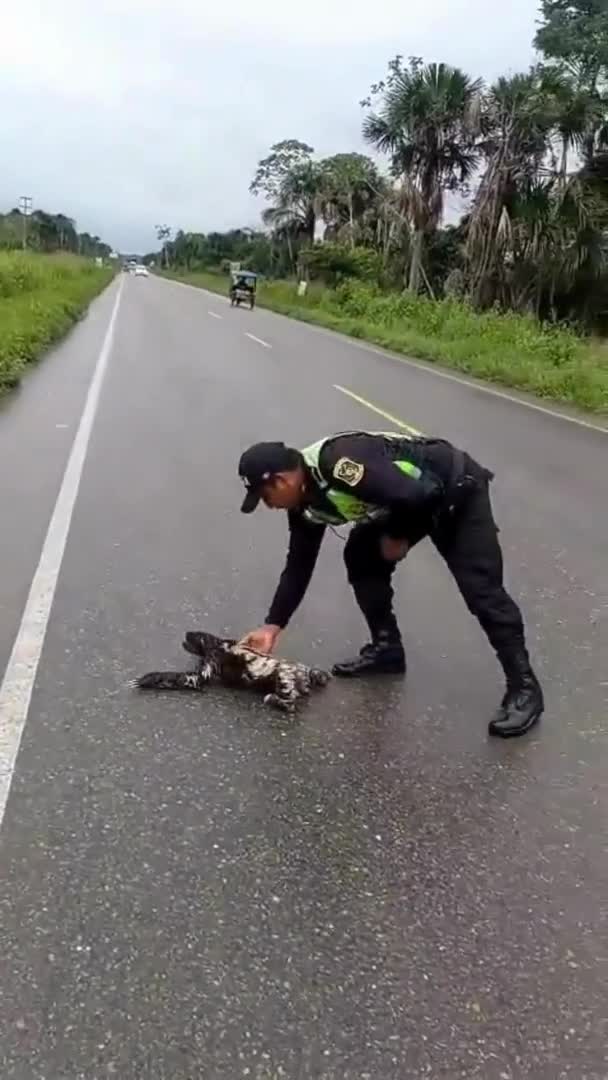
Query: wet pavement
1 274 607 1078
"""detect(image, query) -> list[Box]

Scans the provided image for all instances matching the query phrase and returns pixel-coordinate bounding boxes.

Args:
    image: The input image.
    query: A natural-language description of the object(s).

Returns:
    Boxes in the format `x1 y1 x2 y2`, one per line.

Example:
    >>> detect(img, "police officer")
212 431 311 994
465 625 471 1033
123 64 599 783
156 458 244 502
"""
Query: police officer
237 430 544 738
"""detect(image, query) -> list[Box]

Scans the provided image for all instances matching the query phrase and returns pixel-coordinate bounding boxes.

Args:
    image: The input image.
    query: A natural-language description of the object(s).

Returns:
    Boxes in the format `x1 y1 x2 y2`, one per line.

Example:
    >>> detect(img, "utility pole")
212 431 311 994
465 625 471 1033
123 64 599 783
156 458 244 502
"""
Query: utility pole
18 195 33 250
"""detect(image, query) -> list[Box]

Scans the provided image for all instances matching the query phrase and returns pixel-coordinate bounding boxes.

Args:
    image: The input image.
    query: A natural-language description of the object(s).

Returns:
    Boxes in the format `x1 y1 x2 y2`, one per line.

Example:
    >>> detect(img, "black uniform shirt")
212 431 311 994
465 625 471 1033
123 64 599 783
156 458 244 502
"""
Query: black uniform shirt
265 432 460 628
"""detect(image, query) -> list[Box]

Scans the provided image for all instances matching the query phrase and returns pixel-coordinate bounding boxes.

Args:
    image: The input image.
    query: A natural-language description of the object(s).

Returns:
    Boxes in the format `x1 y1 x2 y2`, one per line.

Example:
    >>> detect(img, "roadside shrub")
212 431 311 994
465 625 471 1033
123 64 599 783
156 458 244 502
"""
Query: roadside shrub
0 253 113 393
161 269 608 413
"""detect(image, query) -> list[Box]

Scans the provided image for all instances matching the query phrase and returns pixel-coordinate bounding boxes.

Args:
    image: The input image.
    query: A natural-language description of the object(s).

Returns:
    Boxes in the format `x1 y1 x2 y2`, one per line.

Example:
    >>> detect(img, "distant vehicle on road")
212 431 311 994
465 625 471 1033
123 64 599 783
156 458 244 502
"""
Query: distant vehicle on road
134 265 149 277
229 269 256 309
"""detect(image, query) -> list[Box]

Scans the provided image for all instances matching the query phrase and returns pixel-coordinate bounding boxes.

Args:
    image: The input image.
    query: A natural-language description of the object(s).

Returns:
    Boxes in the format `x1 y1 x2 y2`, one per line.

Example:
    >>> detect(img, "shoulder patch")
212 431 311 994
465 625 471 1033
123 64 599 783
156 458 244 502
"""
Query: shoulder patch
333 457 365 487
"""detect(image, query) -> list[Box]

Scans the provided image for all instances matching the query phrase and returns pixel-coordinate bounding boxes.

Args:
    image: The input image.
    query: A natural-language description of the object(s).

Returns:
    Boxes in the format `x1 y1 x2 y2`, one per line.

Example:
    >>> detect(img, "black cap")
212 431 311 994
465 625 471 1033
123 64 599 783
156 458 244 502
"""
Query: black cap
238 441 300 513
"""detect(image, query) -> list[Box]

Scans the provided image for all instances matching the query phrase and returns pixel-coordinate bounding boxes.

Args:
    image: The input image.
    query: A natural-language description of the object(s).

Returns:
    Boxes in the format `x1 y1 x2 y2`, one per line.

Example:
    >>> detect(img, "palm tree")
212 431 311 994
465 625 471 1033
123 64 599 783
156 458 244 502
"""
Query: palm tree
318 153 379 248
540 65 606 180
54 213 78 251
465 71 555 307
466 64 608 315
155 224 172 267
363 57 482 291
261 160 324 270
31 210 60 251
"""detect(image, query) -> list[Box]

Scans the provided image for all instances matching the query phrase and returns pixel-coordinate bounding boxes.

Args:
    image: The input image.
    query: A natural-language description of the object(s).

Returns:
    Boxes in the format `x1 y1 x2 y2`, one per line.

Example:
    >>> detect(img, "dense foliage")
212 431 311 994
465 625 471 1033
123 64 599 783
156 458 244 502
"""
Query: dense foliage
0 253 114 394
164 267 608 412
159 3 608 333
0 207 112 260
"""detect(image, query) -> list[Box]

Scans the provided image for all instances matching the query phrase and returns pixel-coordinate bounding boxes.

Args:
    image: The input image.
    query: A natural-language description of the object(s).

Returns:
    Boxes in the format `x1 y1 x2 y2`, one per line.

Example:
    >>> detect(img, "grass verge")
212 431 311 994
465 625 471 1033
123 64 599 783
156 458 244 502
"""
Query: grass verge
0 252 115 395
163 268 608 415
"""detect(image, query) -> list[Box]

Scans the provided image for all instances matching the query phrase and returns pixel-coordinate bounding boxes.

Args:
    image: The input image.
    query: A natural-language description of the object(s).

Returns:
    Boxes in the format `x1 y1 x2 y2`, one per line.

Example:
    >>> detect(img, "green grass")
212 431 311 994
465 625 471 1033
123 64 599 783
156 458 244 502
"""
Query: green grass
0 252 114 394
163 268 608 415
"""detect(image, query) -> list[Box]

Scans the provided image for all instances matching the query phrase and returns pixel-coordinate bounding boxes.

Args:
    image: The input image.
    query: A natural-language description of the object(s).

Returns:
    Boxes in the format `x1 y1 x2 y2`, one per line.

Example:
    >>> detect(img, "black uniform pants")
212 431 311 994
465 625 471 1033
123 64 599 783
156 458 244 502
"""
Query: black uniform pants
343 476 526 661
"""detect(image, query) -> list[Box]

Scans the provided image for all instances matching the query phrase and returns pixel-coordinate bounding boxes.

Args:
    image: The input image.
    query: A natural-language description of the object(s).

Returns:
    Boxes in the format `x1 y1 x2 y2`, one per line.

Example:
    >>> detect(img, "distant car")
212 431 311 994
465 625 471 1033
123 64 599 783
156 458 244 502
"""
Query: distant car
134 265 149 277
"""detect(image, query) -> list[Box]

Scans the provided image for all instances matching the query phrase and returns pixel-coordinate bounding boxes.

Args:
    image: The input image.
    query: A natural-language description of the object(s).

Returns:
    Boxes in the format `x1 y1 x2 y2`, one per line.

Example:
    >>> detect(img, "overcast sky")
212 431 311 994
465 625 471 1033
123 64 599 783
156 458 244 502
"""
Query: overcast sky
1 0 538 253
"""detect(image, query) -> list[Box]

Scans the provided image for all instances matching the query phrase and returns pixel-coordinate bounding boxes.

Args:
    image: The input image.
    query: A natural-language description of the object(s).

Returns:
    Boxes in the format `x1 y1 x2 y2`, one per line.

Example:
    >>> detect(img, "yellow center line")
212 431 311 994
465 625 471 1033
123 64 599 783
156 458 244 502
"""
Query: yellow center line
333 384 423 436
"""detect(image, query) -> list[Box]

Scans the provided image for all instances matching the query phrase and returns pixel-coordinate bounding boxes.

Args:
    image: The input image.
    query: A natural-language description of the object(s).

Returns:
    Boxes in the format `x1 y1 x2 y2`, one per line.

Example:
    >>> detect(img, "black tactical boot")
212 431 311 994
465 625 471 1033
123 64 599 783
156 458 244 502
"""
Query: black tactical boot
489 648 544 738
332 630 406 678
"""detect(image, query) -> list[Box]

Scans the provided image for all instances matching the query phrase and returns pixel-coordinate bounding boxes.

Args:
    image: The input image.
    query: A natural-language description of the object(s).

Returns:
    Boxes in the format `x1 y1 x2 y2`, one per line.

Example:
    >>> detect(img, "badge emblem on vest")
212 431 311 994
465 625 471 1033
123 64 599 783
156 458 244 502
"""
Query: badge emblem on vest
333 457 364 487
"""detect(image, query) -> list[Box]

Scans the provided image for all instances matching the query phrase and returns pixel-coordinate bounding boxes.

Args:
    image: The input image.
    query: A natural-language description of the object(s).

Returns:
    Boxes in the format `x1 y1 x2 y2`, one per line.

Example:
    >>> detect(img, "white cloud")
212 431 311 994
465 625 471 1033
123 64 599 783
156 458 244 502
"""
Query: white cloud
0 0 537 250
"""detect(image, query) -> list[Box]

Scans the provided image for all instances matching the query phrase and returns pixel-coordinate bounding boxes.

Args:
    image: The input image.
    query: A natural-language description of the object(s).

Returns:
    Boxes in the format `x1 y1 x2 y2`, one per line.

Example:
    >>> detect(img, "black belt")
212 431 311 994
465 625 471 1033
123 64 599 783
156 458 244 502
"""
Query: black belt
445 450 494 514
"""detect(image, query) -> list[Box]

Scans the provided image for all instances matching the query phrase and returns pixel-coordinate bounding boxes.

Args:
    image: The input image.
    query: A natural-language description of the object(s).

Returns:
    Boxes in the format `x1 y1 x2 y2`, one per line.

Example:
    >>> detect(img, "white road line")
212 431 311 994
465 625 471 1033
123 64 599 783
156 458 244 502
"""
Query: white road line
0 280 123 828
342 339 608 436
208 311 222 320
161 276 608 435
292 316 608 435
245 332 272 349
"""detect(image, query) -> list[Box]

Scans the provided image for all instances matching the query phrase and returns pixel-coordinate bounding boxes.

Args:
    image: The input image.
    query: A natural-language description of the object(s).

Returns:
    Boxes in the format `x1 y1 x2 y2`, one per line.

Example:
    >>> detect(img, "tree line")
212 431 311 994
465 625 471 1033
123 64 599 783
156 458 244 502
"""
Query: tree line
155 0 608 331
0 207 113 260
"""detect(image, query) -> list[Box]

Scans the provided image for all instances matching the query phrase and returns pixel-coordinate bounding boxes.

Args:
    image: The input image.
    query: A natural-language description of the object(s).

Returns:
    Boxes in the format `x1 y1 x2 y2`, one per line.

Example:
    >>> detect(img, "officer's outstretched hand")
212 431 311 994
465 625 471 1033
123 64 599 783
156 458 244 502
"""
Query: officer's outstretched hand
239 624 282 654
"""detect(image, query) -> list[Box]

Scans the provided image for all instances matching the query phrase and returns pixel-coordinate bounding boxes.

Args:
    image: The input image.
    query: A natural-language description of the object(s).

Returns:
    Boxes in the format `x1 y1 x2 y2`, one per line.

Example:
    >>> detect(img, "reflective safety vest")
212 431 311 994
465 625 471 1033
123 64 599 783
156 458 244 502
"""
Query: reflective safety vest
300 432 423 526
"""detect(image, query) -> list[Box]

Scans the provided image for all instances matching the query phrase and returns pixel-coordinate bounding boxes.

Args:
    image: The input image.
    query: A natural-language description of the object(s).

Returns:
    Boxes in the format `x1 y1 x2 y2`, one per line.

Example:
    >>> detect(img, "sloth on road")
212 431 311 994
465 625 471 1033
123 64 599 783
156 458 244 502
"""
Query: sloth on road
135 630 331 714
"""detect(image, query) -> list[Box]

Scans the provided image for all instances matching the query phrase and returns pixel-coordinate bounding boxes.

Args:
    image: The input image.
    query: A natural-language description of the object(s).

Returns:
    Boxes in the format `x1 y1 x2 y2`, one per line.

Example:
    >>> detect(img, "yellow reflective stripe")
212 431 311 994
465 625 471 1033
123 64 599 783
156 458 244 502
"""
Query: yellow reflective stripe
302 438 424 524
395 459 422 480
328 490 377 520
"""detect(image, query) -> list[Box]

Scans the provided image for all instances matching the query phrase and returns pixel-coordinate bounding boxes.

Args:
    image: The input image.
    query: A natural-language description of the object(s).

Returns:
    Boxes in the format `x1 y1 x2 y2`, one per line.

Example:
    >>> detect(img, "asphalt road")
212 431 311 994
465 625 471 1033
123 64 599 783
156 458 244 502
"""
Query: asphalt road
1 273 607 1080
